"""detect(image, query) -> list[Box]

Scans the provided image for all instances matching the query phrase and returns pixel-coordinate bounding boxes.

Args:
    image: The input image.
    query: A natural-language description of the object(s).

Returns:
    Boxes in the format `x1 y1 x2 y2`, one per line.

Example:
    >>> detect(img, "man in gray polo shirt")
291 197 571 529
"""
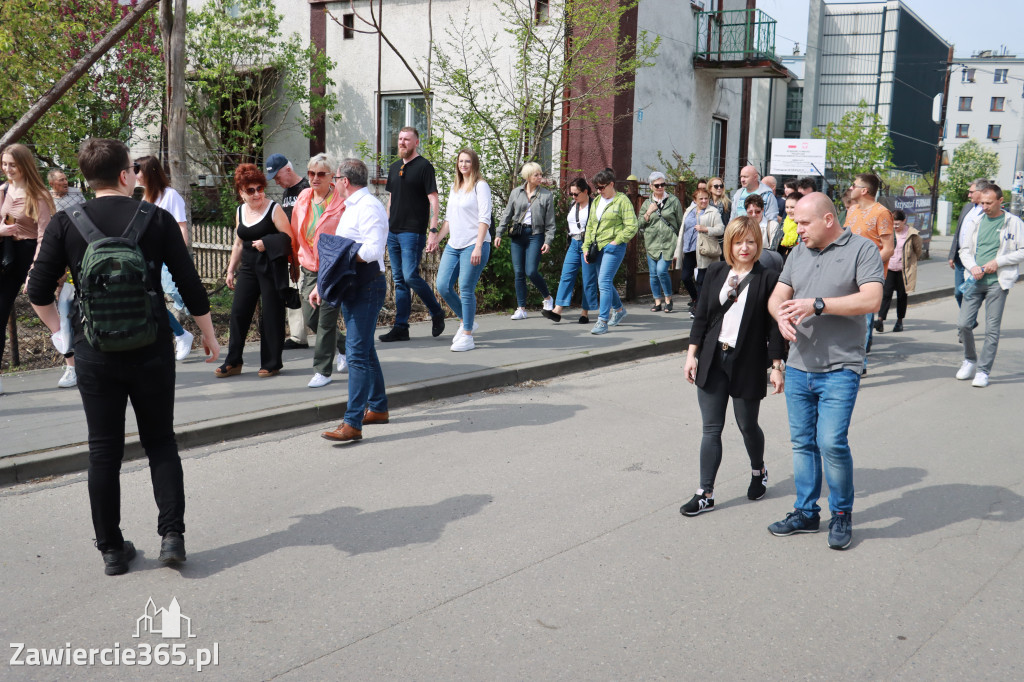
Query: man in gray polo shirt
767 193 883 550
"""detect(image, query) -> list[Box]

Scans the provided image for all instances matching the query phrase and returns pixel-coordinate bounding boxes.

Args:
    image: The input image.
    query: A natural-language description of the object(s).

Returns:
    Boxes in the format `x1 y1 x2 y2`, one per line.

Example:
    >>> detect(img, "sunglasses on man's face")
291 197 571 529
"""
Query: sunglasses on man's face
307 170 330 179
243 186 265 196
652 183 666 189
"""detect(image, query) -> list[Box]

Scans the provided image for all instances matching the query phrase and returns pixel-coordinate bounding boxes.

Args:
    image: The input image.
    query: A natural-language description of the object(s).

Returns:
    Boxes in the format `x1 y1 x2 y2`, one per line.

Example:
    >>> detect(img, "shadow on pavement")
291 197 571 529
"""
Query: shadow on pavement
173 494 493 579
855 484 1024 539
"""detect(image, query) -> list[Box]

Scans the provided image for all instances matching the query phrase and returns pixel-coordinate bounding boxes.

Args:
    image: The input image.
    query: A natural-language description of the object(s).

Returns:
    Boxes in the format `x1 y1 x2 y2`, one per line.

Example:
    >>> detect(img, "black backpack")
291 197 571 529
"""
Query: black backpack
66 203 161 352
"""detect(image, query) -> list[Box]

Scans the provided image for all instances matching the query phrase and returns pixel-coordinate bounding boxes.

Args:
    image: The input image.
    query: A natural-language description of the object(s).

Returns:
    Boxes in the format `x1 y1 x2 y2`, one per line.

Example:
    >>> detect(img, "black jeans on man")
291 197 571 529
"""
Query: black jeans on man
74 341 185 552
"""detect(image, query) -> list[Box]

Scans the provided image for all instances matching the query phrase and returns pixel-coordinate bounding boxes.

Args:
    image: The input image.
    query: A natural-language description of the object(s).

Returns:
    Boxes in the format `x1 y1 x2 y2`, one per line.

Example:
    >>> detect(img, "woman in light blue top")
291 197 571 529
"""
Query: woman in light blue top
428 148 492 352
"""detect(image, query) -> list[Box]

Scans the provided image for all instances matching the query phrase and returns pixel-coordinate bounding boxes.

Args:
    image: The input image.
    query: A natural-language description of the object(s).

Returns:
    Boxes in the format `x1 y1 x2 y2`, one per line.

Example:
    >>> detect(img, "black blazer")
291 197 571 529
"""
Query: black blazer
690 261 784 400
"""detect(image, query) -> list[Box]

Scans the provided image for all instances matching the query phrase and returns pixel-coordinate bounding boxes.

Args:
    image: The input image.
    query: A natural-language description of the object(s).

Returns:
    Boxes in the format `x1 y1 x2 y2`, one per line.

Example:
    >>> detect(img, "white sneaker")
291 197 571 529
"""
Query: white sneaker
972 371 989 388
542 297 554 311
511 308 528 320
174 330 194 361
955 359 976 380
451 334 475 352
307 373 332 388
454 321 480 340
57 366 77 388
336 353 348 373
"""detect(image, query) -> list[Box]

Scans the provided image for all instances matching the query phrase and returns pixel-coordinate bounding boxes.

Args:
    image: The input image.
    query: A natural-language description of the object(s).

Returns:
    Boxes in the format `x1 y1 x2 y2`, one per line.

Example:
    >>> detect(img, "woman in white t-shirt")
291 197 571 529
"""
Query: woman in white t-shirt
137 156 194 361
427 148 492 352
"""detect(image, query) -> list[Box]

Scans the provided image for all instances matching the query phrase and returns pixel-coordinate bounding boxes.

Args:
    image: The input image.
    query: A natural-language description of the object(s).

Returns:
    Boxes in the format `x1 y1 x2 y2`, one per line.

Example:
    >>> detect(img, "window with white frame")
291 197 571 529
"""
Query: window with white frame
994 69 1008 84
380 94 430 166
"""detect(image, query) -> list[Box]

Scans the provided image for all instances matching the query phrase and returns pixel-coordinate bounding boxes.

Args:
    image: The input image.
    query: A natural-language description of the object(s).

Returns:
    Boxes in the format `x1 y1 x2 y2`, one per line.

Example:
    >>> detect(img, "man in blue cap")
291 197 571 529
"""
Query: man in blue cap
266 153 311 349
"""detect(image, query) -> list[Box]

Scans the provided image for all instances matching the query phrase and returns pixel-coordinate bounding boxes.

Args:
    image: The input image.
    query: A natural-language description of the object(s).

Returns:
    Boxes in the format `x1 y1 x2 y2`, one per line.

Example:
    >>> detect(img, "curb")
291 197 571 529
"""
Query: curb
0 285 956 488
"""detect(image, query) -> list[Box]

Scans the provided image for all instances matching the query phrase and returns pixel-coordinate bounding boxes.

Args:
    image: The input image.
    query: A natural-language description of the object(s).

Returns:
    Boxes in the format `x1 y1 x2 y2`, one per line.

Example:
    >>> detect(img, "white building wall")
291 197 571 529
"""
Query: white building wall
631 0 745 183
943 57 1024 189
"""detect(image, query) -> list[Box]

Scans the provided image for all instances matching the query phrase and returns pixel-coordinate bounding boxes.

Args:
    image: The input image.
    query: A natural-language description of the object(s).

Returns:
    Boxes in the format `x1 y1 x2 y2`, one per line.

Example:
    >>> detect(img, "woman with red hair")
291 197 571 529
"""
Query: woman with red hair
216 163 294 378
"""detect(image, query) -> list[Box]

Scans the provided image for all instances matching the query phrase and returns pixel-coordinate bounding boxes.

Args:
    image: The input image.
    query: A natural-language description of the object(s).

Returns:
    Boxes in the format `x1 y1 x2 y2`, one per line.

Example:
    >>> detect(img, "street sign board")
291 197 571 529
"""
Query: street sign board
770 139 827 176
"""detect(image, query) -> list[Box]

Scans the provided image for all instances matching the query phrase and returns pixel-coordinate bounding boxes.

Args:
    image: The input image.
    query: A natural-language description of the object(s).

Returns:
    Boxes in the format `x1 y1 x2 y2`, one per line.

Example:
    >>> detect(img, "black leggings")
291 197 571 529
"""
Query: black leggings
879 269 907 321
680 251 698 301
695 350 765 495
0 239 37 367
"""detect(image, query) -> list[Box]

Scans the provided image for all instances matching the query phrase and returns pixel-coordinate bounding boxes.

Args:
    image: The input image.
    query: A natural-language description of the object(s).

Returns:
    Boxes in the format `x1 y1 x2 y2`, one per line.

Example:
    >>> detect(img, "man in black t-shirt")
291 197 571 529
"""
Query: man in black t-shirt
380 126 445 341
27 138 220 576
267 153 311 347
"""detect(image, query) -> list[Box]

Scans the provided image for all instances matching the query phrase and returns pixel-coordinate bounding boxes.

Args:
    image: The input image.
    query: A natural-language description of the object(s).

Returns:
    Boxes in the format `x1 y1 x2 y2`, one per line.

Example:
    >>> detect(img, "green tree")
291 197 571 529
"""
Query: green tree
186 0 340 179
812 100 893 190
943 139 1000 215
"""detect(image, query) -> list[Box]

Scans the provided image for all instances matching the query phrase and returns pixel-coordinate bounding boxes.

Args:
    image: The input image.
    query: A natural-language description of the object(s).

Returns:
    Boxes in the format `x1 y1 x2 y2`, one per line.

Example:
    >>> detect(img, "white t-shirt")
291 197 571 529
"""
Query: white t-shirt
156 187 187 223
568 201 589 237
445 180 492 250
717 268 751 348
596 196 613 221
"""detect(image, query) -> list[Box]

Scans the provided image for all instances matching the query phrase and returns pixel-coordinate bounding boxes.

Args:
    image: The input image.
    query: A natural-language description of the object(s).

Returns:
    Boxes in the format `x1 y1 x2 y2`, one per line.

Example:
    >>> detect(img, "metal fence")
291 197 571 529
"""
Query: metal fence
695 8 777 62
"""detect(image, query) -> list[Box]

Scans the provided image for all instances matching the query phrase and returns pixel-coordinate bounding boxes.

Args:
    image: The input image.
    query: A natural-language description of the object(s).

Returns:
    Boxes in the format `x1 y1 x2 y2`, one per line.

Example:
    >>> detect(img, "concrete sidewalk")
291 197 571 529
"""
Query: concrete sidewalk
0 237 962 485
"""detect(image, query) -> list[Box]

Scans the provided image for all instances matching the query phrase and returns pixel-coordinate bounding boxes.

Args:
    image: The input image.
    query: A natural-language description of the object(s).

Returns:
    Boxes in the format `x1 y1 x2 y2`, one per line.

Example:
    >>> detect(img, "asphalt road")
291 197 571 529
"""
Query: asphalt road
1 293 1022 680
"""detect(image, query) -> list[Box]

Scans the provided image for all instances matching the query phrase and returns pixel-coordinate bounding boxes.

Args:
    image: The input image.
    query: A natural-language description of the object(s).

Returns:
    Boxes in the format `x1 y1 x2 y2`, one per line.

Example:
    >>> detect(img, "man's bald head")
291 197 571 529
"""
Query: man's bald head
762 175 777 191
792 192 841 250
739 165 760 191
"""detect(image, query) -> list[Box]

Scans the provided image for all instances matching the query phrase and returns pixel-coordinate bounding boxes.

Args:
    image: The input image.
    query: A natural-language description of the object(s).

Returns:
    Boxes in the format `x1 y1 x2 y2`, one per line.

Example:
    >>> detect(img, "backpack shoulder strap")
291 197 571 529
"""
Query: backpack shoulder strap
121 201 156 243
66 206 107 244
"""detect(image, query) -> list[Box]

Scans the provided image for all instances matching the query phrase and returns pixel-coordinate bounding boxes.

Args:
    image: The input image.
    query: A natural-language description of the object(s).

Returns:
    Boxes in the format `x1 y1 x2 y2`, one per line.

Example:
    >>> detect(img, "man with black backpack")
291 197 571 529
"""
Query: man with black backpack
27 138 220 576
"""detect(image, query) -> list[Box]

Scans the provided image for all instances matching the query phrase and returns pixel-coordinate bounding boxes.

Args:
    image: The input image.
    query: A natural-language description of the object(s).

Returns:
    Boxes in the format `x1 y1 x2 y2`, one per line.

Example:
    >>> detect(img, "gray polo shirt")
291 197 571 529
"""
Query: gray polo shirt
779 229 884 373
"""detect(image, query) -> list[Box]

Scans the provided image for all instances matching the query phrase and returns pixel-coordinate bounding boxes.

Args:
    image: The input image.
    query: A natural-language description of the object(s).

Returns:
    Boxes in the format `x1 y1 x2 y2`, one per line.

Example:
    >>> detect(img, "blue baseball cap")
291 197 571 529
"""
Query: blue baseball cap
265 153 289 179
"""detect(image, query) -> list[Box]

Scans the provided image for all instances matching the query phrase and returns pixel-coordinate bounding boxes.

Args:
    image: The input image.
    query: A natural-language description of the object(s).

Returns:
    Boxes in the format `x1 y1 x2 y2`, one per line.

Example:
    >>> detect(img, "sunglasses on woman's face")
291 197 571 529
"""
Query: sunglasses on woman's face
307 170 330 179
569 191 580 197
243 186 265 196
652 183 666 189
712 184 723 189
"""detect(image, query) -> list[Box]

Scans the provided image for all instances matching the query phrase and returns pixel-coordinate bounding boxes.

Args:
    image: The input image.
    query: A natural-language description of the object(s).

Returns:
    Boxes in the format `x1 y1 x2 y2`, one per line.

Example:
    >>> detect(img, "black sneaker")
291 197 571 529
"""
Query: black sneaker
283 339 309 350
827 511 853 550
102 540 137 576
379 326 410 342
680 494 714 516
873 319 884 333
542 309 561 322
747 468 767 500
892 320 903 332
159 531 186 564
768 511 820 536
431 316 445 338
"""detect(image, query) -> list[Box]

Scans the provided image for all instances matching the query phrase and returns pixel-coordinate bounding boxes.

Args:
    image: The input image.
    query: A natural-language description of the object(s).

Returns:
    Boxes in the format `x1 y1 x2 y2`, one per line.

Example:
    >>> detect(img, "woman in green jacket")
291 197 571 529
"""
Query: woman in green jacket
582 168 639 335
638 172 682 312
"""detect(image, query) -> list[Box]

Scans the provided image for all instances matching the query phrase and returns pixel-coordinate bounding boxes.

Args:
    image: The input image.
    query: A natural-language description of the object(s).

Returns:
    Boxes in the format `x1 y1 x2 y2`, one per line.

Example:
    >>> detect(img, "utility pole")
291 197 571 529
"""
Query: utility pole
160 0 190 243
931 45 954 229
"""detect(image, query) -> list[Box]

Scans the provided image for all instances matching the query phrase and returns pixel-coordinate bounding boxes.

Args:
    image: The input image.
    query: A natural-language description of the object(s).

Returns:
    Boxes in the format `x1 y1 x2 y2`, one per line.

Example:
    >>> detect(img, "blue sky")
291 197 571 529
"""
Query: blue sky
758 0 1024 58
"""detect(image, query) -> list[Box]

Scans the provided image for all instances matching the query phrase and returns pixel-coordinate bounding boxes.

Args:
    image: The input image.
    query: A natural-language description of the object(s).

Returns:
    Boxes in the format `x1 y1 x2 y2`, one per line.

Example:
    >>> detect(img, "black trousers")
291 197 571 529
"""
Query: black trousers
0 239 37 365
879 269 907 321
695 349 765 495
75 341 184 552
226 259 285 371
680 250 698 301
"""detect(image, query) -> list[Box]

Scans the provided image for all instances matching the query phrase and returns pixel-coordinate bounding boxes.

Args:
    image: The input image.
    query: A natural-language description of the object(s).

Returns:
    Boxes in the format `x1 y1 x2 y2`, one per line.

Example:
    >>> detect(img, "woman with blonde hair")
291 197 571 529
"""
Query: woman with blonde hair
496 161 555 319
1 143 55 395
681 216 785 516
708 176 731 224
427 148 492 351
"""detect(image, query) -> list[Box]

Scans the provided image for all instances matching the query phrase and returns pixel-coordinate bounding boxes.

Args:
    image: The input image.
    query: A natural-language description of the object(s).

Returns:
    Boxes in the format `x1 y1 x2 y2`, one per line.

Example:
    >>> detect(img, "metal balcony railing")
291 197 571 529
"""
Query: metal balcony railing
695 8 778 62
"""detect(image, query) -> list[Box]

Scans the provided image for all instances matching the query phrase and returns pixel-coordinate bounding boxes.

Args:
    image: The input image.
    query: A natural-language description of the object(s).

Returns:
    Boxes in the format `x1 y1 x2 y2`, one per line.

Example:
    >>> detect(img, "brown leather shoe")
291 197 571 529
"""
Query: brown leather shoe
257 368 280 378
321 423 362 442
363 409 390 425
215 363 242 378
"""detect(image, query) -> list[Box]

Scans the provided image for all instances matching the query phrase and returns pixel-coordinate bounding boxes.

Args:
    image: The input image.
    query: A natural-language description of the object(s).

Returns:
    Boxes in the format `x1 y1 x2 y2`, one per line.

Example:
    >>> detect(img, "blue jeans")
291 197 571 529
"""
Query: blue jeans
167 309 185 336
593 242 625 321
509 229 550 307
953 262 965 307
863 313 874 370
784 367 859 515
555 239 597 310
436 242 490 331
958 279 1008 374
647 254 673 300
387 232 442 328
341 276 388 429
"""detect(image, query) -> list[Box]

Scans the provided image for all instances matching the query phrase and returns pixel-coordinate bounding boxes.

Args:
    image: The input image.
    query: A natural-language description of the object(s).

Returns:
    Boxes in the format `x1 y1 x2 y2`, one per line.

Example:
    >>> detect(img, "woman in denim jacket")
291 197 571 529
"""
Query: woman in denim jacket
495 162 555 319
582 168 638 335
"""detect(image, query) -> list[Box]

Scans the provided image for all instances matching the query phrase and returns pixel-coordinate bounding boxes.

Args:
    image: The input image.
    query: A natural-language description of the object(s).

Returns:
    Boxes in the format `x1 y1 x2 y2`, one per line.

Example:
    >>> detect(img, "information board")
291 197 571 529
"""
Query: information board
770 139 827 176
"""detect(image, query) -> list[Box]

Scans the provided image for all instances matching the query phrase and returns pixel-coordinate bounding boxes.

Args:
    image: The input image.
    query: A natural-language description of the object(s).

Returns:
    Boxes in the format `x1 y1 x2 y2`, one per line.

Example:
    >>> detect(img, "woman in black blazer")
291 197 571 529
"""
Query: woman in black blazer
680 216 786 516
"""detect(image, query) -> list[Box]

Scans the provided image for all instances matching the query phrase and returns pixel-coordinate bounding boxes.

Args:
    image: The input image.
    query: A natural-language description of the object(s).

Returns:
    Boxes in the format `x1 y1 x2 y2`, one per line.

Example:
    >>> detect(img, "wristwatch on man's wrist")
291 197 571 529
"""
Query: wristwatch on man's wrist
429 227 439 234
813 297 825 316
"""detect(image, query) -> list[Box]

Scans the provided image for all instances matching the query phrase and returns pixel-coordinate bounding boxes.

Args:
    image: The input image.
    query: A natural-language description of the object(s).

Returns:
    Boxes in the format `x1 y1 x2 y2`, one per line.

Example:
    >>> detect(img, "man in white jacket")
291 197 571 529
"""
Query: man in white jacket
956 183 1024 387
730 165 778 222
